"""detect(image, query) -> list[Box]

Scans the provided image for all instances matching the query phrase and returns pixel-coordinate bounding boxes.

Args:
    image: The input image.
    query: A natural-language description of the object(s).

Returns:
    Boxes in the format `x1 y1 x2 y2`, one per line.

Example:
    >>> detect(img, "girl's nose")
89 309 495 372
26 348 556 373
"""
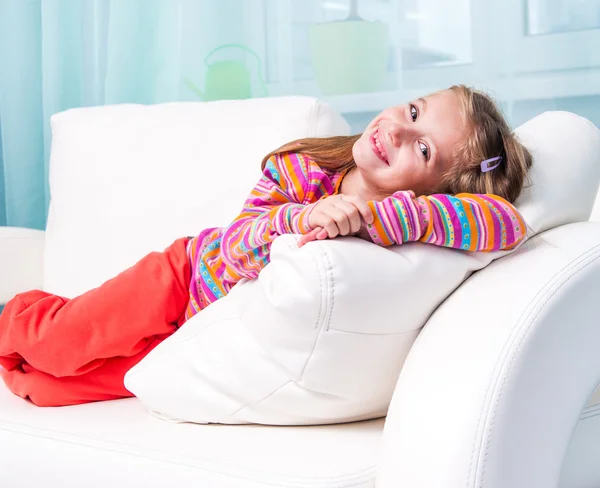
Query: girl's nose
387 121 414 147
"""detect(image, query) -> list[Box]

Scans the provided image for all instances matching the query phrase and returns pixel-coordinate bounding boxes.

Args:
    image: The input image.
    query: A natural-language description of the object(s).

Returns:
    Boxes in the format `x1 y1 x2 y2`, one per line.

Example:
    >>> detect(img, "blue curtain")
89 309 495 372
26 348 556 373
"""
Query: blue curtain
0 0 194 229
0 0 254 229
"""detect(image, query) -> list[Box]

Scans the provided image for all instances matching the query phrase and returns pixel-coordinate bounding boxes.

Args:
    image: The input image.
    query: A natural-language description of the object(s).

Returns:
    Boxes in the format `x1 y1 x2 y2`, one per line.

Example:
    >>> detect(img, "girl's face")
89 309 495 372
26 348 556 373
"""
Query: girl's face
352 90 466 198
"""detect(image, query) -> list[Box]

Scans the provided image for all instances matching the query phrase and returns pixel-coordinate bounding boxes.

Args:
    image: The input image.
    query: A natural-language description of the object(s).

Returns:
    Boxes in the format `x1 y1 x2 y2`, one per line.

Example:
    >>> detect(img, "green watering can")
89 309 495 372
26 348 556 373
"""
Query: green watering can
185 44 268 102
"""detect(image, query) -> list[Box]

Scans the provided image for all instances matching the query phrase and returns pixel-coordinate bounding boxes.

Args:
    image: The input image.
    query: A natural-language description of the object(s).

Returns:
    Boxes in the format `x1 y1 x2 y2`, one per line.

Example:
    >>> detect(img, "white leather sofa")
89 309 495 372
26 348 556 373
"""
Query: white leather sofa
1 97 600 488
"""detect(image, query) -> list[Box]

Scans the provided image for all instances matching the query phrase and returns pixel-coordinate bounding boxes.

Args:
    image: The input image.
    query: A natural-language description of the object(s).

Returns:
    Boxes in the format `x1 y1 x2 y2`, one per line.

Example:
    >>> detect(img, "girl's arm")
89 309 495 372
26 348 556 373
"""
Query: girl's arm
219 153 321 280
364 191 526 252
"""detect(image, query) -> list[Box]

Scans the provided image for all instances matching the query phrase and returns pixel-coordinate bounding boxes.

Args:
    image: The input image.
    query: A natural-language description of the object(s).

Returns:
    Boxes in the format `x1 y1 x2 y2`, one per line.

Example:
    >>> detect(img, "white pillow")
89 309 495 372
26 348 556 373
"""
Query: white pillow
44 97 349 298
125 110 600 426
125 235 498 425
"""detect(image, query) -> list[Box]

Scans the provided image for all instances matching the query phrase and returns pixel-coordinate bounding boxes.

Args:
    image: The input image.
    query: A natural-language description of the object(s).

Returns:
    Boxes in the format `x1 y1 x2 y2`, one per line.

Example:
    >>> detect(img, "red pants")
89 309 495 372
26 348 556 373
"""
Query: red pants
0 238 191 407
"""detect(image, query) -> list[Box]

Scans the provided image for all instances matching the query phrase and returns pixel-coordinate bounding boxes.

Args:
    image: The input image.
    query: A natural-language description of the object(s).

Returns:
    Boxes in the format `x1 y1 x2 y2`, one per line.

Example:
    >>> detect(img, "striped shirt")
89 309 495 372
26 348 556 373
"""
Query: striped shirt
184 152 526 320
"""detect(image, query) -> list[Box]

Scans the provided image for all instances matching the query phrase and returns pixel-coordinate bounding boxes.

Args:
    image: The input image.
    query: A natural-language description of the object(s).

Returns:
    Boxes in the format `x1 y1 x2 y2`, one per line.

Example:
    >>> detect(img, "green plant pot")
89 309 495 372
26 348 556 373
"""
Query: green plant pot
309 20 390 96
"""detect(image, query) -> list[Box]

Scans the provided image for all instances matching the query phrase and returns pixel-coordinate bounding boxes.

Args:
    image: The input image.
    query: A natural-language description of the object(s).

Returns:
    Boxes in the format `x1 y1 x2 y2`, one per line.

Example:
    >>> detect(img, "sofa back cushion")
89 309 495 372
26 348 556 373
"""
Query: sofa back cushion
43 97 350 297
514 111 600 233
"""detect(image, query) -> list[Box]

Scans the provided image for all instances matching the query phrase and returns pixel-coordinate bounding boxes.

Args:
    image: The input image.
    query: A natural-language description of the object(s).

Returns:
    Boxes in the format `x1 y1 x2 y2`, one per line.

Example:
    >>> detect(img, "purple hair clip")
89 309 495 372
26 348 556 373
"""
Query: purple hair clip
481 156 502 173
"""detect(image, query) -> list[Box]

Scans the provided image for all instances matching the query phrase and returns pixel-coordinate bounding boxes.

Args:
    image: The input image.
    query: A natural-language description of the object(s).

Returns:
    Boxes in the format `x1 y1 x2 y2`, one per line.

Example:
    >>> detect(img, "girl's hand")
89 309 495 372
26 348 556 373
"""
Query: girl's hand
298 195 373 247
297 227 328 247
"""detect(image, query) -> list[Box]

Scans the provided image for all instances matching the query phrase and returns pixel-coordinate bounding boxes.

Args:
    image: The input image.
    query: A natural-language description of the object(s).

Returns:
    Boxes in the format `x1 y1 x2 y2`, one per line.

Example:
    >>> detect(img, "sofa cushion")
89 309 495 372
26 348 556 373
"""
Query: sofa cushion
0 383 384 488
514 111 600 234
125 233 498 425
43 97 350 298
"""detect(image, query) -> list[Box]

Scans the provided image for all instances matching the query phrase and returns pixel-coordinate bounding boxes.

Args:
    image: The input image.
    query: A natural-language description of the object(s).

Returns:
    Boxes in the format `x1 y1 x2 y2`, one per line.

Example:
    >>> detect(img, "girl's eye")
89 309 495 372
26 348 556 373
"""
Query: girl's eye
419 141 429 160
410 104 418 122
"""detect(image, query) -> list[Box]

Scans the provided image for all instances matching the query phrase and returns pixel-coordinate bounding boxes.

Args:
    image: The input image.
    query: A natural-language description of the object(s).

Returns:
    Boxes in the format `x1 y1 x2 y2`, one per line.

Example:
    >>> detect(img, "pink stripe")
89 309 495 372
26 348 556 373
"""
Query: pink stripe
429 198 445 245
387 199 406 243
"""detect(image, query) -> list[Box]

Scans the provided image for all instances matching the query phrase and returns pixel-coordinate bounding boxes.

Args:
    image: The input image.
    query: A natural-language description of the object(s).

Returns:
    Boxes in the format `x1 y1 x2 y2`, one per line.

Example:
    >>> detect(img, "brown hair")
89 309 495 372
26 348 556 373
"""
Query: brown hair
261 85 532 203
440 85 532 203
261 135 360 173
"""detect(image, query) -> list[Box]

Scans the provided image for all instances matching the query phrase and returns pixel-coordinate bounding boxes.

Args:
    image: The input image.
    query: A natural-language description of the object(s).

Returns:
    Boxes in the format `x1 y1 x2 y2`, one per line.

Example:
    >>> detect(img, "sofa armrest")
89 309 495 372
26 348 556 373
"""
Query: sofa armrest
377 222 600 488
0 227 45 305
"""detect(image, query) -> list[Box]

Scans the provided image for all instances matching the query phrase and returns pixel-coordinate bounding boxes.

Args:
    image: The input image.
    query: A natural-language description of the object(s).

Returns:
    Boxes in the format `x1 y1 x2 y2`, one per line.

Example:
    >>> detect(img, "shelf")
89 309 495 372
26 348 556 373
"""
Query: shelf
319 68 600 114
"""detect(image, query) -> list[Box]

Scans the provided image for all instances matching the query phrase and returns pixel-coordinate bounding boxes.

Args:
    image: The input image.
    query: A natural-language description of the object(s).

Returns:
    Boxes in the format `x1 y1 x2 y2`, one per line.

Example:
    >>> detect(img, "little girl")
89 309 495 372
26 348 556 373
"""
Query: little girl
0 85 531 406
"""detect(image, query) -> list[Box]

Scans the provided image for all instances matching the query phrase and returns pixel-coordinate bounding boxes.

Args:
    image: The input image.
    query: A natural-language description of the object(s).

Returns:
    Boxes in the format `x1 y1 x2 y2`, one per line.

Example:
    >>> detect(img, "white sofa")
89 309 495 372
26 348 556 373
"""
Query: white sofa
1 97 600 488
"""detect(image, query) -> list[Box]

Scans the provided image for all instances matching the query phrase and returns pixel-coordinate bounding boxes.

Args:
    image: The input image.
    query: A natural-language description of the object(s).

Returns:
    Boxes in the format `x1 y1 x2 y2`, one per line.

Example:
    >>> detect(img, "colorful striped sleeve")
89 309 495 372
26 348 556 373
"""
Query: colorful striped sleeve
219 153 317 280
365 191 527 252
